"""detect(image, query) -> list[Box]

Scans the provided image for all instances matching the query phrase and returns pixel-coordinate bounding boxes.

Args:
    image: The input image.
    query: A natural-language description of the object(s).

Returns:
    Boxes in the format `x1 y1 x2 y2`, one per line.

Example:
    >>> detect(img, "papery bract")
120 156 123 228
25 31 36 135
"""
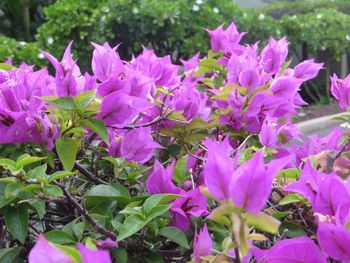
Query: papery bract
293 59 323 81
330 73 350 110
77 244 111 263
252 237 326 263
193 224 213 262
120 127 163 164
98 91 153 128
170 188 208 232
317 222 350 261
203 138 234 201
146 160 182 194
229 151 290 213
91 42 124 83
28 235 72 263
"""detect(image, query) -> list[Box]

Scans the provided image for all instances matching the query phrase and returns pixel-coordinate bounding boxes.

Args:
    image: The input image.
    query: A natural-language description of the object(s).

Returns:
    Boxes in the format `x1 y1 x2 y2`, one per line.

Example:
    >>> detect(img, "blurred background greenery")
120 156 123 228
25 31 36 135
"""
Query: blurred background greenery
0 0 349 104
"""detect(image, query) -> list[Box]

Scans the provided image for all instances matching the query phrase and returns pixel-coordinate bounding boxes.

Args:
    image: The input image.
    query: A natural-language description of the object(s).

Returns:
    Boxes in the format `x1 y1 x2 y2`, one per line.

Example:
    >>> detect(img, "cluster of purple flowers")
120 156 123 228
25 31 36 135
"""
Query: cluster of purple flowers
2 21 350 262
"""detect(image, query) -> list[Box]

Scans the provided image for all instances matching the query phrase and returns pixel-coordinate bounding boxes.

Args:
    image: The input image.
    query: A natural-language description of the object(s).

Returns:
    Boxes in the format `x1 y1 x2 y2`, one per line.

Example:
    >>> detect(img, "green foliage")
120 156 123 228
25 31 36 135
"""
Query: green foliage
0 36 45 67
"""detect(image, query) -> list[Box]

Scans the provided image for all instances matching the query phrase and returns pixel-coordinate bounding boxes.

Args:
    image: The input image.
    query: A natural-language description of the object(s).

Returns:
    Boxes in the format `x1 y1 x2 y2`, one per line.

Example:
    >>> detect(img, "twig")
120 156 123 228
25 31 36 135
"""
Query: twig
53 182 117 240
75 161 107 185
325 140 350 173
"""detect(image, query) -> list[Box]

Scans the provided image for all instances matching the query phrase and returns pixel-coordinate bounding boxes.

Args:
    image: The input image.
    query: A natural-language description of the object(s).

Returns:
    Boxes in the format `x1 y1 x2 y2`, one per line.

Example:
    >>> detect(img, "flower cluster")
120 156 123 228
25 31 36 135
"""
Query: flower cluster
0 21 350 262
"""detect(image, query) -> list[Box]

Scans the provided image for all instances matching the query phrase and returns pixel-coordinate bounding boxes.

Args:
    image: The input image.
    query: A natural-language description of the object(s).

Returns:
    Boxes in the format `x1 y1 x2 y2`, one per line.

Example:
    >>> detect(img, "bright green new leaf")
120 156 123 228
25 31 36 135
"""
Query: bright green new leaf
244 212 281 234
55 138 79 171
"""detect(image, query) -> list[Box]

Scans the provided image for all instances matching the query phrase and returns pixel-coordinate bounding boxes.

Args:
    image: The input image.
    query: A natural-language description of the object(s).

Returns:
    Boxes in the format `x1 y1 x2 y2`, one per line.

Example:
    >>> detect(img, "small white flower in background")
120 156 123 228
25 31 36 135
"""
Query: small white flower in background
346 35 350 41
47 37 54 45
258 13 265 20
291 15 297 20
192 4 199 12
276 29 281 36
243 12 247 18
316 14 323 19
213 7 219 14
19 41 26 46
196 0 203 5
38 53 45 59
132 7 139 15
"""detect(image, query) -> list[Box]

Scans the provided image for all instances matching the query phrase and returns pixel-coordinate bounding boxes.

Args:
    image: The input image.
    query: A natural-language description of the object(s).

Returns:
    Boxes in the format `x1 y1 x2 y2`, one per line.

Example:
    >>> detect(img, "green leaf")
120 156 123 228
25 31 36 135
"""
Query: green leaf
279 193 305 205
143 194 180 213
276 168 300 179
16 154 46 170
75 90 96 110
280 221 306 238
55 138 79 171
41 96 77 111
244 212 281 234
117 214 147 241
112 248 128 263
54 245 82 263
5 205 29 244
26 164 47 179
146 204 171 219
272 211 290 220
159 227 190 249
45 230 75 244
80 118 109 144
0 159 16 170
86 184 130 205
0 63 15 71
0 247 21 263
48 171 75 182
43 185 63 197
27 200 46 219
173 156 188 183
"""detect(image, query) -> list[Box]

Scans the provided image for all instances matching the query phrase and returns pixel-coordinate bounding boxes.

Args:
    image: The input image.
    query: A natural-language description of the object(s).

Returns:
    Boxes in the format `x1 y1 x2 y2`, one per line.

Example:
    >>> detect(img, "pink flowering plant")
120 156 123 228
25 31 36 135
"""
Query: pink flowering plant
0 21 349 262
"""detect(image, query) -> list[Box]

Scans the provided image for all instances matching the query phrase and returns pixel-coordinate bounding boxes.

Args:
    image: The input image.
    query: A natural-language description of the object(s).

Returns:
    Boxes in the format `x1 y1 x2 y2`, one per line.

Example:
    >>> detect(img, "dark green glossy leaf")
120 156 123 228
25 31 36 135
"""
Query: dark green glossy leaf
5 205 29 244
159 227 190 249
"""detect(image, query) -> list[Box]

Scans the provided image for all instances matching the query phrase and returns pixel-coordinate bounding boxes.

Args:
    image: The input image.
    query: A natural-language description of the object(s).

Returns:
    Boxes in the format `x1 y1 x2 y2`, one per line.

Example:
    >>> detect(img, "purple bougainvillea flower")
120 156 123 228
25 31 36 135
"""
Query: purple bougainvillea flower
229 151 290 213
260 37 288 75
98 91 153 128
252 237 326 263
317 222 350 261
259 117 278 147
171 188 208 232
130 47 179 87
293 59 323 81
146 160 182 194
42 41 83 97
120 127 163 164
29 235 72 263
203 137 235 201
170 84 209 121
180 52 200 72
77 244 111 263
193 224 213 262
314 174 350 216
330 73 350 110
91 42 124 83
269 76 302 99
284 161 327 207
205 22 245 54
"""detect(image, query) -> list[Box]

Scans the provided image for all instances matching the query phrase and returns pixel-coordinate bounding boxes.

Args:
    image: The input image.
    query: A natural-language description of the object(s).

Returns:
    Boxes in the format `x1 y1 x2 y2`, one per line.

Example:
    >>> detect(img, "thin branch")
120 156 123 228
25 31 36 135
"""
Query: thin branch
53 182 117 240
75 161 107 185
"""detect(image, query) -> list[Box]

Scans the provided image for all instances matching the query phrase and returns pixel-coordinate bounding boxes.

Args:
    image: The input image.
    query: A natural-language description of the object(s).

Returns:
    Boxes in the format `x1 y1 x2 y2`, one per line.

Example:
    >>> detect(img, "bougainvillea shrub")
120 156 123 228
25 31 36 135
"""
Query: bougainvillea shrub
0 22 349 262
